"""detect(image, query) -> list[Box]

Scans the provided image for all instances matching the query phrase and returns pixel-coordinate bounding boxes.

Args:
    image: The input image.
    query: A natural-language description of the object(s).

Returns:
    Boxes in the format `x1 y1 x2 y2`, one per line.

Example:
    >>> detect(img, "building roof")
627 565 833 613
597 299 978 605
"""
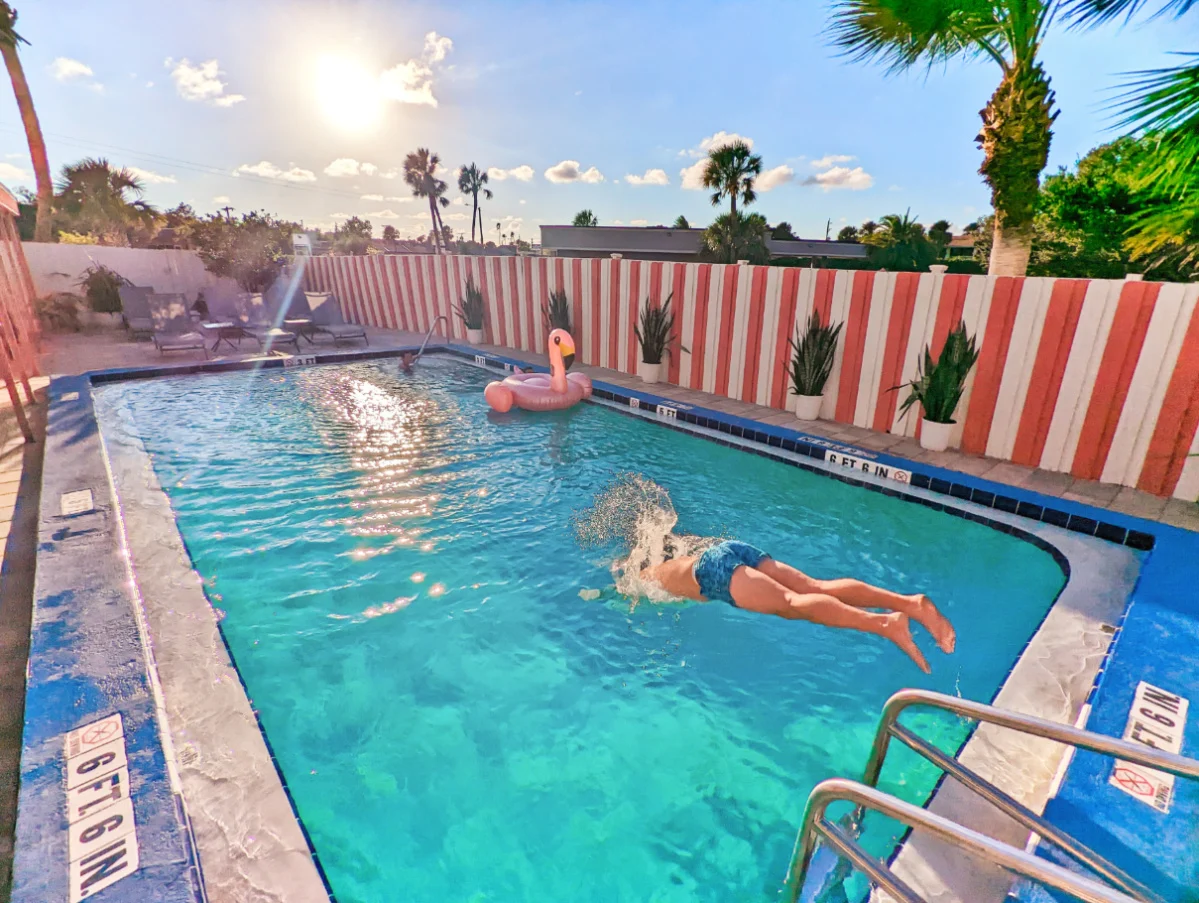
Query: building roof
539 225 870 259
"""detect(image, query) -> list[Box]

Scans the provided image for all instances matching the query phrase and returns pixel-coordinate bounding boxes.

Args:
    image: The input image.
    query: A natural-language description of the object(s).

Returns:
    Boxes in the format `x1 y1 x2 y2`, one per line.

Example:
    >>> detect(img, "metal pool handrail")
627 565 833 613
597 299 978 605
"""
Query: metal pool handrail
415 315 448 361
849 688 1199 903
785 779 1141 903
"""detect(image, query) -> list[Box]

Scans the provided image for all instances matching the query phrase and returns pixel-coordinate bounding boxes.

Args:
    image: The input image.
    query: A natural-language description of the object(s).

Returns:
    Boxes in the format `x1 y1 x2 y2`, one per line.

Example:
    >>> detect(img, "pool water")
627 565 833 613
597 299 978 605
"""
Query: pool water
95 357 1066 903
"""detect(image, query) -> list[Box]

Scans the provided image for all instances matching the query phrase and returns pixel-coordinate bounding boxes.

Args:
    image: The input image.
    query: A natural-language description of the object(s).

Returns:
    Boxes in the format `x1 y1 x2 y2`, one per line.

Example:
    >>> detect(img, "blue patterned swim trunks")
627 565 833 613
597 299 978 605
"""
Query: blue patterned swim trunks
693 540 768 605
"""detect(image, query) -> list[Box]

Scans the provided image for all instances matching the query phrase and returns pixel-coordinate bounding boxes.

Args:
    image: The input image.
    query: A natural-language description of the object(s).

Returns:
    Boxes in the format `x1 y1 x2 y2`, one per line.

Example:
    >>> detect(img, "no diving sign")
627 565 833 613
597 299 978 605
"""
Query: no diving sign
1108 681 1188 813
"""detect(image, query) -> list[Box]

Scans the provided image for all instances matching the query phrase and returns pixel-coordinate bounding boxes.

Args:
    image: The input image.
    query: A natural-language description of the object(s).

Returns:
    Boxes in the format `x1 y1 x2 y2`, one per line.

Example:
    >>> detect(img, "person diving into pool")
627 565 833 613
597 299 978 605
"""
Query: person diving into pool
574 473 956 673
639 540 955 673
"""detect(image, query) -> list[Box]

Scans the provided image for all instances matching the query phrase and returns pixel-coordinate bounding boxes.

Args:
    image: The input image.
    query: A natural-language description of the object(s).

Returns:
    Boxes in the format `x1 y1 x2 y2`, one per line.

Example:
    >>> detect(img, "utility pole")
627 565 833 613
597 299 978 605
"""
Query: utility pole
220 205 235 224
825 218 831 240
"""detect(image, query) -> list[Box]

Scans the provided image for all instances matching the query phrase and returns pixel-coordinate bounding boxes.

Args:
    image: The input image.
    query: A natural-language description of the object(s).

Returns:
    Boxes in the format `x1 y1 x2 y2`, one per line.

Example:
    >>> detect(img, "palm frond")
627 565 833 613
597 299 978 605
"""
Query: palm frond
827 0 1009 73
1062 0 1198 26
1113 55 1199 195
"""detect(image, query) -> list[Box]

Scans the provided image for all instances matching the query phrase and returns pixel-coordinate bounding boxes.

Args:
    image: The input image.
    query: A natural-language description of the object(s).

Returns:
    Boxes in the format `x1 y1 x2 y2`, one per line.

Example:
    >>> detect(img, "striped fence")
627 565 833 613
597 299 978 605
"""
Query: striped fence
304 254 1199 500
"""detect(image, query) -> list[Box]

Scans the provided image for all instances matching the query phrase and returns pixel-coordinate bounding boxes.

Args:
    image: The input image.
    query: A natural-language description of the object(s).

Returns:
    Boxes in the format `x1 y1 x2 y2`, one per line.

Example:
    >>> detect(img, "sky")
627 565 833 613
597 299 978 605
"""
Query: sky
6 0 1198 242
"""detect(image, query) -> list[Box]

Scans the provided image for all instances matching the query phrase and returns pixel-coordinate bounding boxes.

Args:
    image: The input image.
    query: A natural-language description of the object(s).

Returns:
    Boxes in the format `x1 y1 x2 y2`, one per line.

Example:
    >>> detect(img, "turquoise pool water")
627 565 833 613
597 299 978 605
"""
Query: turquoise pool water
96 357 1066 903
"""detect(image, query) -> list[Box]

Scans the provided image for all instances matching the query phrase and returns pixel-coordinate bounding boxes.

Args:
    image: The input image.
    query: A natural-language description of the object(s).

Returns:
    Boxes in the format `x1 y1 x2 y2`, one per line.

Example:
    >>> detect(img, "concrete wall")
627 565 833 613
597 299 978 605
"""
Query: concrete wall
307 253 1199 499
22 243 236 299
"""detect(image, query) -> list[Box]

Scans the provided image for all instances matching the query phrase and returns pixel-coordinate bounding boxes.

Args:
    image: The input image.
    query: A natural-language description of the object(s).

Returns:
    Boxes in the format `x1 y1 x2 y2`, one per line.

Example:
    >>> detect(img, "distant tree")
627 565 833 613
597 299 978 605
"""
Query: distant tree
340 216 372 238
672 214 690 229
382 224 398 242
859 220 879 238
836 225 860 242
0 4 51 241
457 163 492 243
771 221 798 241
702 140 762 217
193 211 298 291
928 219 953 256
54 157 159 246
864 210 937 272
700 211 770 264
404 147 450 253
572 209 598 227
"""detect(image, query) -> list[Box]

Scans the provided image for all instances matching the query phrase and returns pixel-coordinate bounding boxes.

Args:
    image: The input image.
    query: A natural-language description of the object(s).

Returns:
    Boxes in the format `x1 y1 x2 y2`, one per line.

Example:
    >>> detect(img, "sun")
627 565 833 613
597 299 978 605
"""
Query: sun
315 56 383 134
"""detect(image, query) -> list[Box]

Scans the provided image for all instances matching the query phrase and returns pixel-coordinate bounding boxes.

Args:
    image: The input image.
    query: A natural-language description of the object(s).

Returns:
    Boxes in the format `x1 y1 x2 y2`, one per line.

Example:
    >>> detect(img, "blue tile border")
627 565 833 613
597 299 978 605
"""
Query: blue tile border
28 343 1199 902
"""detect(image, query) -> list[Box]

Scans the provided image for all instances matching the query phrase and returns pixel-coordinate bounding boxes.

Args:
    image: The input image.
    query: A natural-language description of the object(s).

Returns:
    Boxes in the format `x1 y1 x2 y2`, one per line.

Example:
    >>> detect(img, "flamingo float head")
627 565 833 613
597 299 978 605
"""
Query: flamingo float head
548 329 576 371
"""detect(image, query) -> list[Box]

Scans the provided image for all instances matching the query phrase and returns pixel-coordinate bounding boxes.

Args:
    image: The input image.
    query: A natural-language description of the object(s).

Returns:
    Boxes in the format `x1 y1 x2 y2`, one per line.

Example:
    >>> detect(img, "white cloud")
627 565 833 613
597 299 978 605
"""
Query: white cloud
0 162 29 183
631 219 649 226
378 33 454 110
545 160 604 184
519 199 526 205
385 196 414 202
680 159 708 190
625 168 669 186
212 195 230 204
681 131 754 160
325 157 378 178
126 166 176 185
756 164 794 192
802 166 874 191
51 57 93 81
888 184 903 192
361 193 384 201
145 81 154 88
486 164 534 182
811 154 855 169
443 212 469 222
424 32 453 63
364 209 404 219
233 160 316 182
611 219 624 225
166 58 245 107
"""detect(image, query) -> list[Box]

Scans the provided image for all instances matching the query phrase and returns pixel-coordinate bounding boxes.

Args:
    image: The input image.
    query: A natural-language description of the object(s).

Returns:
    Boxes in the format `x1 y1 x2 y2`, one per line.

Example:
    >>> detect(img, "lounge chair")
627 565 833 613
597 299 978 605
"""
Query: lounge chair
149 293 208 358
239 294 300 352
118 285 155 339
306 293 368 345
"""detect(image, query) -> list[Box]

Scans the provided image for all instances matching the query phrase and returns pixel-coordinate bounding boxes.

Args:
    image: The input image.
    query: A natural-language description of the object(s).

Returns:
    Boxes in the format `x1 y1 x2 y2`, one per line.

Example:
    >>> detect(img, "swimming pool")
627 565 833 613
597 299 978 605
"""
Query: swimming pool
94 356 1067 903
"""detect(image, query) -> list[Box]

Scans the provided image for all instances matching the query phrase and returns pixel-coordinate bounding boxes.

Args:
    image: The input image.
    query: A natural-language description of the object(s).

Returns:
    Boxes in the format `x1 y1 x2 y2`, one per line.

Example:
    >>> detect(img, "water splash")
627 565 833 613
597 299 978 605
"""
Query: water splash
572 473 716 602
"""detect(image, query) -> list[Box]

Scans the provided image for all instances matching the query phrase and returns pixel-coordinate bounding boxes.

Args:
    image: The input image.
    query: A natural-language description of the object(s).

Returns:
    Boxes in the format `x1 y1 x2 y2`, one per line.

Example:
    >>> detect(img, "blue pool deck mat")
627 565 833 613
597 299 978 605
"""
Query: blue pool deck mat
21 343 1199 902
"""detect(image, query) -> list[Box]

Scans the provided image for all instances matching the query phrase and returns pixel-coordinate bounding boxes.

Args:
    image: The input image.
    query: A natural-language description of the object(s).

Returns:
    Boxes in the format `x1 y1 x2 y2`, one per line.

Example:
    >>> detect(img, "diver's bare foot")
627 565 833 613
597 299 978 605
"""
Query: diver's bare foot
910 594 956 654
882 612 930 674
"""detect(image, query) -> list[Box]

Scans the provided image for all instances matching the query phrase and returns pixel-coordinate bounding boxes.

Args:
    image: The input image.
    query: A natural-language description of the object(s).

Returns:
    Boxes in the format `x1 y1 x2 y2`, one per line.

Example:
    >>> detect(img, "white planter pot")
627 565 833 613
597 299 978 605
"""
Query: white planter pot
466 328 484 345
637 360 662 384
794 394 824 422
920 419 955 452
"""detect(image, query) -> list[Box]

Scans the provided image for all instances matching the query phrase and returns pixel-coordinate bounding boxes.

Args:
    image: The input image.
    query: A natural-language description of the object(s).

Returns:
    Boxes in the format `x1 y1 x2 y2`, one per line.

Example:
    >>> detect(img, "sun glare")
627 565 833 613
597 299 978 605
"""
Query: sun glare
315 56 383 133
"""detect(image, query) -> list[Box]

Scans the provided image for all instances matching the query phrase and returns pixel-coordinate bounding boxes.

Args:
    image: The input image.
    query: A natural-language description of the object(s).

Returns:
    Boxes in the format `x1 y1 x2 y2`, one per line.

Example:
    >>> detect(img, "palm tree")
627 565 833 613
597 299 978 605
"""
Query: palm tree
403 148 450 253
864 210 938 271
457 163 492 243
860 219 879 238
701 140 762 217
572 209 598 227
928 219 953 256
830 1 1059 276
55 157 158 245
672 214 690 229
0 4 51 242
700 211 771 264
1064 0 1199 261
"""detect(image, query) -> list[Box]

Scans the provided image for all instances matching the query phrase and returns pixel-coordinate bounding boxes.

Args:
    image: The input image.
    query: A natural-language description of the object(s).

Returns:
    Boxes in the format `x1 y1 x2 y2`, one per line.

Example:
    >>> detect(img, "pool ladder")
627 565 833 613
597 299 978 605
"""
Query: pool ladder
786 689 1199 903
415 315 448 361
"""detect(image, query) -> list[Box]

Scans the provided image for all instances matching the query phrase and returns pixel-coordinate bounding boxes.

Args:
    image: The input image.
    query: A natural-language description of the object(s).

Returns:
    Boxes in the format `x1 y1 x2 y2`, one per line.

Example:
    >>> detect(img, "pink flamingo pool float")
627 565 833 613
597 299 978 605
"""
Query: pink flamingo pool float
484 329 592 413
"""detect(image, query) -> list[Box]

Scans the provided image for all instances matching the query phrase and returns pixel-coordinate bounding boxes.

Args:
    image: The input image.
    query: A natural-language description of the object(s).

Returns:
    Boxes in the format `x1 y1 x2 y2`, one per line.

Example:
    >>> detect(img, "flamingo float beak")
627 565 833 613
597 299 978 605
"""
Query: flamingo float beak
560 338 576 370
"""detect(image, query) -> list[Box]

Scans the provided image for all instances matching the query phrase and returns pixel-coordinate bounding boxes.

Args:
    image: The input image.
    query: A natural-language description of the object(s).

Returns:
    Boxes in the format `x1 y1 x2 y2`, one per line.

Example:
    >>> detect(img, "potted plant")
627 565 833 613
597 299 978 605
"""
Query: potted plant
76 264 130 327
543 288 571 333
459 277 486 344
633 293 687 384
895 321 980 452
787 311 844 421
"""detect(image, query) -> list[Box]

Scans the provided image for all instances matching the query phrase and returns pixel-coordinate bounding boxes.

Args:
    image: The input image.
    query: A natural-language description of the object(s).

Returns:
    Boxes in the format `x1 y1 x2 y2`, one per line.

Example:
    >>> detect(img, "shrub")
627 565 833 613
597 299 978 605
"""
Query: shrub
543 288 571 332
894 322 980 424
458 278 486 330
35 292 83 332
634 293 688 364
787 311 844 396
76 264 129 314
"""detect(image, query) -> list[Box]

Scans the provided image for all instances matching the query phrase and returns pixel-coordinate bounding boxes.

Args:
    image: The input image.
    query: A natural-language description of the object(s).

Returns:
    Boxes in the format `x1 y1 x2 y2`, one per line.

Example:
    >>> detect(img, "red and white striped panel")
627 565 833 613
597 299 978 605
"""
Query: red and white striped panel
304 255 1199 498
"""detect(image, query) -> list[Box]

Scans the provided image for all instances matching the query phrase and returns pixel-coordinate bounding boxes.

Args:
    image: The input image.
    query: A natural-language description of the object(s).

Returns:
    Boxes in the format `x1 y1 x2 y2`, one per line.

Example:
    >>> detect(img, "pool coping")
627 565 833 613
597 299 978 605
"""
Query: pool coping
22 343 1199 903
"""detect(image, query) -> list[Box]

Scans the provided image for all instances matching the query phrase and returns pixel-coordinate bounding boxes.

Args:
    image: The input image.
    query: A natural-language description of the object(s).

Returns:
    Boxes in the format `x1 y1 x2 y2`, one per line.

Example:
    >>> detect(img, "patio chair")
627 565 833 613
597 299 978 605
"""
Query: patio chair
118 285 155 339
149 293 208 358
238 294 300 352
306 293 368 345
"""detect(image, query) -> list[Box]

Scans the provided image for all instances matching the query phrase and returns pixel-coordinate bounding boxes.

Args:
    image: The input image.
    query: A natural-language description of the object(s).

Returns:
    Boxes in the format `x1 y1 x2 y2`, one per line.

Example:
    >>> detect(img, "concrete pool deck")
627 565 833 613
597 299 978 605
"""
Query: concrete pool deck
16 327 1199 902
